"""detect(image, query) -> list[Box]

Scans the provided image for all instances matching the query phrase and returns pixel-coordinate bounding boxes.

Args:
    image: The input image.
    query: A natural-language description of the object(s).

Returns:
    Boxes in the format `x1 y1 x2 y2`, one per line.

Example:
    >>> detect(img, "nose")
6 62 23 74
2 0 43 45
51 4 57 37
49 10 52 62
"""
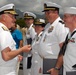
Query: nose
13 16 16 22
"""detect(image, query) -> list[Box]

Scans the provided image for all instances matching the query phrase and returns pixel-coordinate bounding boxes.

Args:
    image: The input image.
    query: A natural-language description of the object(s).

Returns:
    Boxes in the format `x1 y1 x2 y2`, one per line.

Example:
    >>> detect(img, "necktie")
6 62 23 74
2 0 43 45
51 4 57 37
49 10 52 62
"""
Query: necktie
59 30 76 56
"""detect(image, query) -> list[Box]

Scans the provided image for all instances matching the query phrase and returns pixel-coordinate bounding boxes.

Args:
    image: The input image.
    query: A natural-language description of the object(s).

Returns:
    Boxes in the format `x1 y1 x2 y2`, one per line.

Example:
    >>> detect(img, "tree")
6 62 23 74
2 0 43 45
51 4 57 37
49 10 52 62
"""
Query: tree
16 18 27 28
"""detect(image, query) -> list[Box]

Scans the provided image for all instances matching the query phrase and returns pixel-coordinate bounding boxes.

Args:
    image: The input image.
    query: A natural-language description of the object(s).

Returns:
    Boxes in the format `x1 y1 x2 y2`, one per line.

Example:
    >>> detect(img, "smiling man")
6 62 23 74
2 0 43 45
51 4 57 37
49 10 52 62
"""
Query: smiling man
0 3 31 75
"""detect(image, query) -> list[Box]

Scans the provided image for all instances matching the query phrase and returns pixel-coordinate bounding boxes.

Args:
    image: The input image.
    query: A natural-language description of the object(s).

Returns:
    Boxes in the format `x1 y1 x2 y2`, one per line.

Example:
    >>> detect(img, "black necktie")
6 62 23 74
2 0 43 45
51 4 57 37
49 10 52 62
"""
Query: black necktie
59 30 76 56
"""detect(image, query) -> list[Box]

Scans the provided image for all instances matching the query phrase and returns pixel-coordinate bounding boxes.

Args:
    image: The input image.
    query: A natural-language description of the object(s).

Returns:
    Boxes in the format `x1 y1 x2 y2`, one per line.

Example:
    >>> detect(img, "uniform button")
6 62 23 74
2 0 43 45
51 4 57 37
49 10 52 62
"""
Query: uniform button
35 61 38 63
35 52 38 54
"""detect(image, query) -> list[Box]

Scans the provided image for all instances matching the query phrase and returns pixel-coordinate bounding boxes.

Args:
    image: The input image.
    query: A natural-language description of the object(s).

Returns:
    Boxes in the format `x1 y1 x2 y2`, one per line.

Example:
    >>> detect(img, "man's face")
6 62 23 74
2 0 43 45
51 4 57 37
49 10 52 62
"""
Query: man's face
44 10 56 22
24 18 34 27
3 13 16 29
63 14 74 28
34 25 44 34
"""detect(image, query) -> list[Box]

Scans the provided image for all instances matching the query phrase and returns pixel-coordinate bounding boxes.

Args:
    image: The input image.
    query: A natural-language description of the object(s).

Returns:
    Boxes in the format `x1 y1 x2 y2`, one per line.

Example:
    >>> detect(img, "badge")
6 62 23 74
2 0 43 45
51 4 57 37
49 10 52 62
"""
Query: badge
69 38 75 43
48 26 54 33
36 37 39 41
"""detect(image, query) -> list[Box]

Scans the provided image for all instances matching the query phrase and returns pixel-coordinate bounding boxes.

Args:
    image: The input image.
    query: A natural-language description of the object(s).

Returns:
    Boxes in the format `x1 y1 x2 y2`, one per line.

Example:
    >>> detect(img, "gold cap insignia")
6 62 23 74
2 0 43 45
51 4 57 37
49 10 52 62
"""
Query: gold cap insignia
24 13 28 17
44 3 47 8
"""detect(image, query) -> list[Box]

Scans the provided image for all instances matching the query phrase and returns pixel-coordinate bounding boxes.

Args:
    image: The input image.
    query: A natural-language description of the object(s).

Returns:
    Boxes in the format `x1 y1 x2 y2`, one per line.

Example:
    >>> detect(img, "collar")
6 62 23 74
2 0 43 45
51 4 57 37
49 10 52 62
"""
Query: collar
28 23 33 30
51 17 61 27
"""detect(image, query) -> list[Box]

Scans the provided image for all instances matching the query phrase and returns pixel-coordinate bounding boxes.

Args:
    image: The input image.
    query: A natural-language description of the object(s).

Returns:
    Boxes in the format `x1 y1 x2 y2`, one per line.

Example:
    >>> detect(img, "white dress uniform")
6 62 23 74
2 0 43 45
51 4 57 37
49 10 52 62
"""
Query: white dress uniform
31 32 43 75
63 29 76 75
0 23 18 75
37 17 69 75
23 24 36 75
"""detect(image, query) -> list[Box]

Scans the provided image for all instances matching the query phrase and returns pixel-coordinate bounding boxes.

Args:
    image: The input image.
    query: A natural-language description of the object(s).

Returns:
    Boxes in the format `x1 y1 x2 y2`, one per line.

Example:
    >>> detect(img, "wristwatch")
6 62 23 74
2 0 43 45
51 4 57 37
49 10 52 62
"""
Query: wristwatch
54 67 60 71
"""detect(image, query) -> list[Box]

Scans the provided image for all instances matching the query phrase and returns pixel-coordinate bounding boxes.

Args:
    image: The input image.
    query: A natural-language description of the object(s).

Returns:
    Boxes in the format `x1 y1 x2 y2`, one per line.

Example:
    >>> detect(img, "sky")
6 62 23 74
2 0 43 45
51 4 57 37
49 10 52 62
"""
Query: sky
0 0 76 15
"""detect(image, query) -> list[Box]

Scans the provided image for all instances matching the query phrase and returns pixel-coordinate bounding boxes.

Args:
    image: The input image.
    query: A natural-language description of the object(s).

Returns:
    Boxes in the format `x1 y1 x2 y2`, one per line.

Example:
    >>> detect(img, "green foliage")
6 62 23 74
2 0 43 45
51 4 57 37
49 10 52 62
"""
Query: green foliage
16 18 26 28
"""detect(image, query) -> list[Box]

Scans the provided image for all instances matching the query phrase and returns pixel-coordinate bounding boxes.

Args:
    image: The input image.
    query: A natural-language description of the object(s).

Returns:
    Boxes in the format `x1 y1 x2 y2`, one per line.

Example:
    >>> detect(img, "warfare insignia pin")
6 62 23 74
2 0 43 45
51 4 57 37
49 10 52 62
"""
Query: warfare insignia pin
69 38 75 43
48 26 54 33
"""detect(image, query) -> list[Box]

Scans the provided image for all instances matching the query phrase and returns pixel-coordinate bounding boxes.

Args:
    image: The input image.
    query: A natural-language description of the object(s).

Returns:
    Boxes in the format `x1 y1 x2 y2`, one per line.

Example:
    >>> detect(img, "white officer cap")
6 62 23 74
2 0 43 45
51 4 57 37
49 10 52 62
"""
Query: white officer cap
34 19 46 27
0 3 17 15
42 2 61 12
23 11 36 19
64 7 76 15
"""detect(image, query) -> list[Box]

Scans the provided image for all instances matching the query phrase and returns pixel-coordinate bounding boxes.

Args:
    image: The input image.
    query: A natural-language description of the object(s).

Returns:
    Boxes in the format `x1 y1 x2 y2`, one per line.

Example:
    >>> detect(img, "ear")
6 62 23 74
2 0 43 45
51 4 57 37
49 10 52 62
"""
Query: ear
2 14 6 21
73 15 76 21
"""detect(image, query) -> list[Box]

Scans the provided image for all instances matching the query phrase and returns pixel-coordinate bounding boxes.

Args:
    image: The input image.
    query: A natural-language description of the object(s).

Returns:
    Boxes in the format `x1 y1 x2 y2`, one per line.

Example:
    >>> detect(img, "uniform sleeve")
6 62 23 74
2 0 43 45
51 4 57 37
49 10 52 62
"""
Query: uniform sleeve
0 31 16 51
55 23 69 44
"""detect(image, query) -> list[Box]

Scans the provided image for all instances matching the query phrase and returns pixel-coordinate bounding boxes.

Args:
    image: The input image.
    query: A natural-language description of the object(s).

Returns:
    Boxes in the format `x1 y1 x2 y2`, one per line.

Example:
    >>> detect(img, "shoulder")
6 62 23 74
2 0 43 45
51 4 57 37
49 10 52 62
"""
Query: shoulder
1 26 9 32
59 20 64 24
30 26 35 32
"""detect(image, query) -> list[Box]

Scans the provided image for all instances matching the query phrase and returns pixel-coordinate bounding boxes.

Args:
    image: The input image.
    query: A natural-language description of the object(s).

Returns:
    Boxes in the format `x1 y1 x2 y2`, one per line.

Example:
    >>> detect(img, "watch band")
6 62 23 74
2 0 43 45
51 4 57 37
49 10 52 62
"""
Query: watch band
54 67 60 70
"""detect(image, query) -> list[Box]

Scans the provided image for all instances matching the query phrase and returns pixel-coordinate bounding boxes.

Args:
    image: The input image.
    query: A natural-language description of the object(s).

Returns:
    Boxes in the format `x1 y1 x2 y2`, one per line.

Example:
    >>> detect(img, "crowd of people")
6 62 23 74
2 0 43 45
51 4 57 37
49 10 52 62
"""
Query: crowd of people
0 1 76 75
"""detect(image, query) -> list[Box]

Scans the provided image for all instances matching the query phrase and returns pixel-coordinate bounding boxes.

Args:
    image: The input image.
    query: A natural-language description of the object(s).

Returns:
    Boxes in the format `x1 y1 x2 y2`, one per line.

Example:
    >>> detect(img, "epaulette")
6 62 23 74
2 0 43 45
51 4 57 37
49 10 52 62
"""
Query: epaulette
59 20 64 24
32 25 35 28
2 26 9 31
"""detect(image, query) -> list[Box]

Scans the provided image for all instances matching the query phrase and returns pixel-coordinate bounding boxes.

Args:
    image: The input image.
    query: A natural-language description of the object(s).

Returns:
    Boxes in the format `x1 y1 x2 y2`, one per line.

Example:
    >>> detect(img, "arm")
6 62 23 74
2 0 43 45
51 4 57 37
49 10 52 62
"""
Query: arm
47 43 63 75
47 55 63 75
1 45 31 61
19 40 23 61
19 40 23 48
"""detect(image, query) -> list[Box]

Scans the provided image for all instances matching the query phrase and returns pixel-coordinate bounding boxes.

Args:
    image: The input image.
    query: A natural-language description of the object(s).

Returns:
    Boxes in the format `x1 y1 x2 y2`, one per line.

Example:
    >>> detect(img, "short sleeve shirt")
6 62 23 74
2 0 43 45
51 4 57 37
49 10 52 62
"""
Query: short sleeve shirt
0 23 18 75
38 17 69 58
11 29 23 49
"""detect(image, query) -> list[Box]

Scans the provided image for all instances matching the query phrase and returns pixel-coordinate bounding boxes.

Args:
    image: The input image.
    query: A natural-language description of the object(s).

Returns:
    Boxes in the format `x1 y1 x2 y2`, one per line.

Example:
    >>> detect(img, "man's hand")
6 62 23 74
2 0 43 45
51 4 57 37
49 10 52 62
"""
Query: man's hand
18 55 23 62
47 68 59 75
39 67 42 73
22 45 31 52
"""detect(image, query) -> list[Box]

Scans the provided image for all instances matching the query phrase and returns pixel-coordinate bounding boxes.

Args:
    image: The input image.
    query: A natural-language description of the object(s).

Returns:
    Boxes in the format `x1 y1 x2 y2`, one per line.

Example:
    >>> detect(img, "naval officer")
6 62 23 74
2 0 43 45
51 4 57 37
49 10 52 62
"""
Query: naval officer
31 19 46 75
0 3 31 75
37 2 69 75
23 11 36 75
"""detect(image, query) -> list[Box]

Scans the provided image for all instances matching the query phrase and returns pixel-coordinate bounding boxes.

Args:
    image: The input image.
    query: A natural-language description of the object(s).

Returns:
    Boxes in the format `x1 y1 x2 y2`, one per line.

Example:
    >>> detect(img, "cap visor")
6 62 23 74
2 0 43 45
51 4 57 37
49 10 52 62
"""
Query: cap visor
42 10 49 12
4 10 18 15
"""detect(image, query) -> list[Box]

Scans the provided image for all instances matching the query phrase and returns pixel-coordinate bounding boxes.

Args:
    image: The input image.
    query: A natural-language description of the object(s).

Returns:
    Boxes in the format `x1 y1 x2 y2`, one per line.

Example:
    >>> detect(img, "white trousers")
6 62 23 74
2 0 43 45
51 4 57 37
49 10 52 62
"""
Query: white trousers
23 57 31 75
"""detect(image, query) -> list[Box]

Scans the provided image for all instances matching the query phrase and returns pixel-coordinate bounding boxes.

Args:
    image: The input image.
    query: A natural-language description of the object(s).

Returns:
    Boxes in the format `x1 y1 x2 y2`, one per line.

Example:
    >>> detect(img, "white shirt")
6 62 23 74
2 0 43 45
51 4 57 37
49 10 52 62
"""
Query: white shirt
23 24 36 57
0 23 18 75
24 24 36 45
38 17 69 59
63 29 76 75
31 32 43 75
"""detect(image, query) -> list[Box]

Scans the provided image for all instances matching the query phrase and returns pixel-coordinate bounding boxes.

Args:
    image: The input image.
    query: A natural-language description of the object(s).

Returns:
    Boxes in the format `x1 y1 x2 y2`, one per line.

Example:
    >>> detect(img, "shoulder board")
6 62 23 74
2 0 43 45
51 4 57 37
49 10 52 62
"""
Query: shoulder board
2 26 9 31
59 20 64 24
32 25 35 28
